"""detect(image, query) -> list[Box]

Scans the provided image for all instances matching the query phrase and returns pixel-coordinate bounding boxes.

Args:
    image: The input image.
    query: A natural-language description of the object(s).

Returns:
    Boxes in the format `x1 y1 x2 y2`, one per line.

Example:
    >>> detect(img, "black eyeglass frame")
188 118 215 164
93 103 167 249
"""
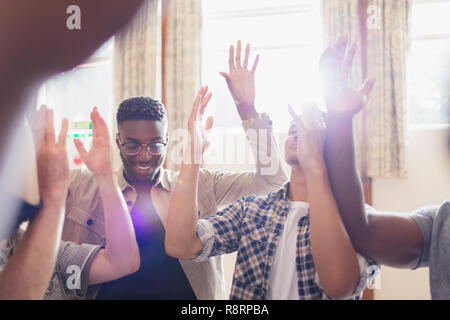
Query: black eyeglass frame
116 133 168 156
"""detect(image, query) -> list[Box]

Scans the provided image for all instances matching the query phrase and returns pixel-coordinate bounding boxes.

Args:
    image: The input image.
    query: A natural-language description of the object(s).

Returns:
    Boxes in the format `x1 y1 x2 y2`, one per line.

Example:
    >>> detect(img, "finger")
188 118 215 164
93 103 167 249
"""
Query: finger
90 108 98 139
302 102 322 131
251 54 260 73
44 109 56 144
205 116 214 131
229 45 235 71
343 42 357 74
206 92 213 105
200 92 212 117
219 72 231 81
289 105 306 134
202 91 213 108
319 46 338 77
335 34 349 62
93 108 109 137
74 138 89 160
360 77 377 99
31 104 48 145
243 43 250 69
236 40 242 68
190 87 204 121
57 118 69 147
319 46 334 66
288 104 301 121
30 104 45 128
91 108 105 142
335 33 349 50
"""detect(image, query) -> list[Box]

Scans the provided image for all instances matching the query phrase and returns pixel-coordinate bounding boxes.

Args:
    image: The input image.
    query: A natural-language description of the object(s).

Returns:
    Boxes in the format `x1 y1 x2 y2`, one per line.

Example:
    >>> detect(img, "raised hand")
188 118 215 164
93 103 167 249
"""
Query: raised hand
74 107 113 177
35 106 70 204
220 40 260 120
288 103 326 174
319 34 376 117
185 86 213 165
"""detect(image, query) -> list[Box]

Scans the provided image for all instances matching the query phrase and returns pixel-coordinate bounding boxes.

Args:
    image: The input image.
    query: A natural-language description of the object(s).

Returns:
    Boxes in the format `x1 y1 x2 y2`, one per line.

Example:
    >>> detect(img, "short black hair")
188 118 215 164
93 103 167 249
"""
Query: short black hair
116 96 167 125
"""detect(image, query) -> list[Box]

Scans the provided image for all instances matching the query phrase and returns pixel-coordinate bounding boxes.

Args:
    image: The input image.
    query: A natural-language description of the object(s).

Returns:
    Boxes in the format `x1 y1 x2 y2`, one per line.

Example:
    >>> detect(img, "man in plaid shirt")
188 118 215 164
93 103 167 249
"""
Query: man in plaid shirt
165 39 379 300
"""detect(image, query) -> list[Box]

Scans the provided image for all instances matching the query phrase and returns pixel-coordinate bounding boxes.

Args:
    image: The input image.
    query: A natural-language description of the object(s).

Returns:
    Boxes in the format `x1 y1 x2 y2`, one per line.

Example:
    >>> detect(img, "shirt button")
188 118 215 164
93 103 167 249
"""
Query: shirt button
268 120 273 126
126 201 133 207
86 219 93 226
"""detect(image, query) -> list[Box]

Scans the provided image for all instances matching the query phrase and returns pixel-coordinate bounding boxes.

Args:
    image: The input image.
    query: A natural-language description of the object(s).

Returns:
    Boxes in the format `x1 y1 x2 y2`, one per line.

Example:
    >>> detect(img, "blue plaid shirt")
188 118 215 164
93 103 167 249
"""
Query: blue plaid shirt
193 183 379 300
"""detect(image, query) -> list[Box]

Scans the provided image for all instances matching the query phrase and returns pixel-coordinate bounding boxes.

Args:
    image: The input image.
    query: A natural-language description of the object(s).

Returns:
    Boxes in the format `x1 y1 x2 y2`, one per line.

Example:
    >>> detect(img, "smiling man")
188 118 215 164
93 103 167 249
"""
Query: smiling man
61 41 288 299
115 97 168 186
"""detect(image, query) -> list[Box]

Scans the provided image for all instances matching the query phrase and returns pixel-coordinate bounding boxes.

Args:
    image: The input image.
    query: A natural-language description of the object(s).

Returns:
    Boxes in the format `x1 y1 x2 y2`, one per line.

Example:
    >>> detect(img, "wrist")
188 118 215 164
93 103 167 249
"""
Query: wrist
303 160 328 180
94 169 115 181
237 103 257 120
41 192 66 210
95 172 116 186
181 164 201 171
327 112 355 121
179 163 201 180
326 115 354 135
182 141 203 165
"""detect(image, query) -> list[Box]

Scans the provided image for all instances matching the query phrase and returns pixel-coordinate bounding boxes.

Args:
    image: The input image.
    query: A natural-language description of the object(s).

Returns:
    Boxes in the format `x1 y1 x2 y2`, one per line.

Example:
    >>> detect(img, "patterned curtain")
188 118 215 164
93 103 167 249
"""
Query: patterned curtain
164 0 202 171
113 0 159 168
364 0 410 178
321 0 366 174
322 0 409 178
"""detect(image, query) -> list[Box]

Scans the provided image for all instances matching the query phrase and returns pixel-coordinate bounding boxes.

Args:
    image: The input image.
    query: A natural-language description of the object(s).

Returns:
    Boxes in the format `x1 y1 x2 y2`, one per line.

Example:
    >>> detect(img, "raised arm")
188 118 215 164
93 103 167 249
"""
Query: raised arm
214 41 287 207
165 87 213 259
220 40 260 121
289 104 360 299
321 34 423 268
73 108 140 285
0 107 69 300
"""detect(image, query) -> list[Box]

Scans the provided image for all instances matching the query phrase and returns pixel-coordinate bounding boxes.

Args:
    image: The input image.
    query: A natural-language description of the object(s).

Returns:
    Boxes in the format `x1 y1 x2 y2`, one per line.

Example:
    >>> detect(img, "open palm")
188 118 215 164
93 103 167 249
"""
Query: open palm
319 34 376 116
74 107 112 177
186 86 213 165
220 41 259 115
289 103 326 173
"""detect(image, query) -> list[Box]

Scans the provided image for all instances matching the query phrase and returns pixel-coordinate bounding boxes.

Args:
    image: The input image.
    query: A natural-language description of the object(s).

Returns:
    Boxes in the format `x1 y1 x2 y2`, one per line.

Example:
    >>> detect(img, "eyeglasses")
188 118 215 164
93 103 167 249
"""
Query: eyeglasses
117 135 167 156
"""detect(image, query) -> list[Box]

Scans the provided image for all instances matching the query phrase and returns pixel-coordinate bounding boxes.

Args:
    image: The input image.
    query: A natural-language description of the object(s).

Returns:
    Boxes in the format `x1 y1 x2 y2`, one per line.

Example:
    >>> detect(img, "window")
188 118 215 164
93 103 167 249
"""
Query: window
37 38 114 168
201 0 323 132
408 0 450 127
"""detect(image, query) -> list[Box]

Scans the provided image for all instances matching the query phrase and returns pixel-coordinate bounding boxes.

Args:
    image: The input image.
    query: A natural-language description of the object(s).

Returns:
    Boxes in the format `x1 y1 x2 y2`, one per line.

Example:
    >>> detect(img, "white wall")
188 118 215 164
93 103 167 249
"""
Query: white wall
372 127 450 300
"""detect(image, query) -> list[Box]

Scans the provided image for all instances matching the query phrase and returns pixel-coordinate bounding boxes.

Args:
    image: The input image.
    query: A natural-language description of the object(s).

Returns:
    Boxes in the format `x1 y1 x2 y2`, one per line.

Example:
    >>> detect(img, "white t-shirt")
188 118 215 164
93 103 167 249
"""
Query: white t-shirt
266 200 310 300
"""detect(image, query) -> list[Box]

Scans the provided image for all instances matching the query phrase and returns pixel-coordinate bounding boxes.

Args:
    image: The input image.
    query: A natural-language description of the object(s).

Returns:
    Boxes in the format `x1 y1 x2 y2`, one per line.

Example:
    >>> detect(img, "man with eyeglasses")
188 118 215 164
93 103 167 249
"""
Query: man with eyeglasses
61 41 288 299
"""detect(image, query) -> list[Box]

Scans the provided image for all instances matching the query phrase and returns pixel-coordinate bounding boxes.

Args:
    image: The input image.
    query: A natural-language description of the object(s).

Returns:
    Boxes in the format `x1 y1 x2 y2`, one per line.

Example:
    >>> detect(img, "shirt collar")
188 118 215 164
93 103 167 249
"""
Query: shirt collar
268 182 291 216
274 182 290 200
117 165 171 192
